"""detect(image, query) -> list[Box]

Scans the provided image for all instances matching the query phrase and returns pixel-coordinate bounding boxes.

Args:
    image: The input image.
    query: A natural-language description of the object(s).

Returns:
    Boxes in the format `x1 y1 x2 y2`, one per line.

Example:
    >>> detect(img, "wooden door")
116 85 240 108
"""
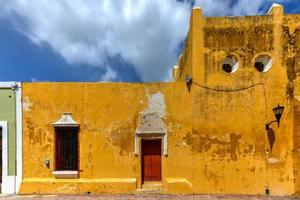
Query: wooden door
142 139 161 182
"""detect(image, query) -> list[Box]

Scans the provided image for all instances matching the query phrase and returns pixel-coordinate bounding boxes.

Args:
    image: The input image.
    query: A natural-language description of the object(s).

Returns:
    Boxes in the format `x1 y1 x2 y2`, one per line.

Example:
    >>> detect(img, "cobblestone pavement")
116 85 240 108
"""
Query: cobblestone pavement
0 195 298 200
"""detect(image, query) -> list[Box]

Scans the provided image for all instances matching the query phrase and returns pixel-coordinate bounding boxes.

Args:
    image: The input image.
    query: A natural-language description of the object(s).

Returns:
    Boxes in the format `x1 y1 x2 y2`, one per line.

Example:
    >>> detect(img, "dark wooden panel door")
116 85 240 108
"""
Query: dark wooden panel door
142 139 161 182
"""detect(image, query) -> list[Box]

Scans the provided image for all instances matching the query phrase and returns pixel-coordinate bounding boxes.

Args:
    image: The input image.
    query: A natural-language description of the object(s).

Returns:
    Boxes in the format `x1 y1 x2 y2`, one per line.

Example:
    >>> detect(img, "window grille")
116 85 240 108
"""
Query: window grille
55 127 78 170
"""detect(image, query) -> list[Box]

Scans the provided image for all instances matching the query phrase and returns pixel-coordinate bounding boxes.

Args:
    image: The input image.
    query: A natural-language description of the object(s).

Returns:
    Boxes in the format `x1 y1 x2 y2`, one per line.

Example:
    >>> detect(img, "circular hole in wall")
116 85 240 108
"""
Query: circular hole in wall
222 55 239 73
254 54 273 72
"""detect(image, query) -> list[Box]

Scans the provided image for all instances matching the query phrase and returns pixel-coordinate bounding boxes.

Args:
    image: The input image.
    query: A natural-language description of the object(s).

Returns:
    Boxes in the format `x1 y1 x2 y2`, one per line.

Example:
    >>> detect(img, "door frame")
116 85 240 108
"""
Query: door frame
134 131 167 188
0 121 15 193
141 138 162 183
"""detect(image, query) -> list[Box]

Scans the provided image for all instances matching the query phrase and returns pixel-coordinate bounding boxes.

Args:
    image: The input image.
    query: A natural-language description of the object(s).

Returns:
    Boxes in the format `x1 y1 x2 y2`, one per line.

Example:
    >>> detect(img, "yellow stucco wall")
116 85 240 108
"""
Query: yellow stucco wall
20 83 194 194
283 11 300 195
173 4 296 195
20 5 300 195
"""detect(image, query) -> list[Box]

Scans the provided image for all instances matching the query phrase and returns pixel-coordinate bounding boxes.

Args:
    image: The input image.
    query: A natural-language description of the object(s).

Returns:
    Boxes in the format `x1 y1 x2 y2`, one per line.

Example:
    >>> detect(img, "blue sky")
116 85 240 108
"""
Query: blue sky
0 0 299 83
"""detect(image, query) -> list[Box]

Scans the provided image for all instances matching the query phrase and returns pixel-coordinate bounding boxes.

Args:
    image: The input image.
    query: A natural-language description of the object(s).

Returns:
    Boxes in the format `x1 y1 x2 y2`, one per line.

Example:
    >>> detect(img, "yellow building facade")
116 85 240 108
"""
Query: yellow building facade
20 4 300 195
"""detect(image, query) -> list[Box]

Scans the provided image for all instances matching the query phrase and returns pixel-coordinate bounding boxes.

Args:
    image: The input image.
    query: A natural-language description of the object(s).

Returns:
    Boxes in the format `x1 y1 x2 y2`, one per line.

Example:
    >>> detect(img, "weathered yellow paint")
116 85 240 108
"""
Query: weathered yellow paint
173 4 298 195
20 4 300 195
20 178 137 194
20 83 193 194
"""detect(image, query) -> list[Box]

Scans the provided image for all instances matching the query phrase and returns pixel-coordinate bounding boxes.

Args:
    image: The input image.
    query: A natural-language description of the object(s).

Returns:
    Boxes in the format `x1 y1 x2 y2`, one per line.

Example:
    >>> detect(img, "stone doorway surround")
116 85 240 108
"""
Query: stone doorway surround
134 91 168 156
134 110 167 191
134 111 168 156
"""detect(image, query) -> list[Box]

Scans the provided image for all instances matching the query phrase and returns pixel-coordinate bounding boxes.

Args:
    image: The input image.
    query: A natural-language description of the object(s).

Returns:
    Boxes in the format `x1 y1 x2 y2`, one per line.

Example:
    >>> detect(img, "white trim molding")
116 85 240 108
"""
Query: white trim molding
134 134 168 156
267 3 282 15
15 82 22 193
53 170 78 179
0 121 15 194
52 112 79 127
0 82 19 89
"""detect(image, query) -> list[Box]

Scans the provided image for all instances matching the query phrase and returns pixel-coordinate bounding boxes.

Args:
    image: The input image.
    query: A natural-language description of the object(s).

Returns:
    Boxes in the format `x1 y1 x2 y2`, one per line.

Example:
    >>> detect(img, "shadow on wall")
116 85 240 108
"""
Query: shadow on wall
267 128 275 152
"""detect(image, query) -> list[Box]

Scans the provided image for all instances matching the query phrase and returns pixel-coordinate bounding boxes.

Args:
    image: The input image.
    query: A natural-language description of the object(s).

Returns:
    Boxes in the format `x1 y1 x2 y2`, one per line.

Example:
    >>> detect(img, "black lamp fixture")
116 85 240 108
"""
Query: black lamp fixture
185 75 192 85
265 104 284 130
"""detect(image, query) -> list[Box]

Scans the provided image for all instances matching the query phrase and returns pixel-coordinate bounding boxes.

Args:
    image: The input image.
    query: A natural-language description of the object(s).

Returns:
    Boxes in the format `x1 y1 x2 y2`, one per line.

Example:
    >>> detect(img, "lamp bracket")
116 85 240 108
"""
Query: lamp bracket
265 120 277 130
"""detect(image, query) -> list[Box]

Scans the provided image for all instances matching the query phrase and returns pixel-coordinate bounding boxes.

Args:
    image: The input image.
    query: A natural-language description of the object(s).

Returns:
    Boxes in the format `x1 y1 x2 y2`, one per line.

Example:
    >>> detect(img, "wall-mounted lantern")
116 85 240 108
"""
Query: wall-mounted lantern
185 75 192 92
185 75 192 84
265 104 284 130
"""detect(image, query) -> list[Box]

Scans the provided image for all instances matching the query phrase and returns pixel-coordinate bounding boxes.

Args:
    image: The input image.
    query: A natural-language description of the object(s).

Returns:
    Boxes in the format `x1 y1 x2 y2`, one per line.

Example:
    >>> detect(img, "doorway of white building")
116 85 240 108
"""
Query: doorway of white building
0 121 15 194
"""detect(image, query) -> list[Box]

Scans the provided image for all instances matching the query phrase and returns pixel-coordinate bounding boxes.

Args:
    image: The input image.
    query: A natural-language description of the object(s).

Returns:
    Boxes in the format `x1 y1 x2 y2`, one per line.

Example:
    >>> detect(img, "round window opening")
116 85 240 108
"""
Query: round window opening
222 56 238 73
254 54 272 72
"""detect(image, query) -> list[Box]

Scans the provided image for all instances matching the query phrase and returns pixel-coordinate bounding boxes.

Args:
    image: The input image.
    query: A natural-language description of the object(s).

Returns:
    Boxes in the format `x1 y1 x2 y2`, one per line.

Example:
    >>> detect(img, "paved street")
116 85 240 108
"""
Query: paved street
0 195 298 200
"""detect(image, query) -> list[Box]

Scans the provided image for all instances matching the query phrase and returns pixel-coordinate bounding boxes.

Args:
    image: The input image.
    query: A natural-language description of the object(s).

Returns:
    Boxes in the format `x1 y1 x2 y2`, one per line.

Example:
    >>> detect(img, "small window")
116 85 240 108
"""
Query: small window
55 127 78 170
222 55 239 73
254 54 272 72
254 62 264 72
52 112 79 175
222 64 233 73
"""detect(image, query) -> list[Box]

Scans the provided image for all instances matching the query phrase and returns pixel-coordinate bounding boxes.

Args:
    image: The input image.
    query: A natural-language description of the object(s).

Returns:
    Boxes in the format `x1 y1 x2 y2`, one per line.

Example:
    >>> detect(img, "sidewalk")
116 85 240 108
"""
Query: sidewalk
0 195 298 200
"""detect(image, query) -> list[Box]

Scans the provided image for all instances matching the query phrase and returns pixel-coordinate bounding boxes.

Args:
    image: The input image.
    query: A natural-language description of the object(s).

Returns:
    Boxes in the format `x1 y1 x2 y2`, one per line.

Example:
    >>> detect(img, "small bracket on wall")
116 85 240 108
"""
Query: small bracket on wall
11 83 19 91
265 120 277 130
45 159 50 168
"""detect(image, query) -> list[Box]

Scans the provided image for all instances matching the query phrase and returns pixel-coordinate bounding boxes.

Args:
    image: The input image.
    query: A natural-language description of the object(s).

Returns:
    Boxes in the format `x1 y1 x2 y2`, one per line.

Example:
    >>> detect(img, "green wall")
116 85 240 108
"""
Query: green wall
0 89 16 175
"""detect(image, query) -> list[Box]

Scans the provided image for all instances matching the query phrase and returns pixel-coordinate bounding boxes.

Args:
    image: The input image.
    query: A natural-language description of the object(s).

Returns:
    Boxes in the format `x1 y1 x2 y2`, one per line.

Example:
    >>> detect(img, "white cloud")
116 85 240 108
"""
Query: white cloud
30 78 49 82
100 67 118 82
194 0 265 16
0 0 191 82
30 78 38 82
0 0 271 82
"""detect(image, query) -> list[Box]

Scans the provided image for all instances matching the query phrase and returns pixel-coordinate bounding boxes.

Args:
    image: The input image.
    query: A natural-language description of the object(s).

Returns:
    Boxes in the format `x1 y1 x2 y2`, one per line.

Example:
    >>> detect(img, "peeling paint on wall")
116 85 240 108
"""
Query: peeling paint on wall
183 131 242 161
145 90 166 119
23 97 33 112
107 118 136 156
136 90 167 135
268 157 281 164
